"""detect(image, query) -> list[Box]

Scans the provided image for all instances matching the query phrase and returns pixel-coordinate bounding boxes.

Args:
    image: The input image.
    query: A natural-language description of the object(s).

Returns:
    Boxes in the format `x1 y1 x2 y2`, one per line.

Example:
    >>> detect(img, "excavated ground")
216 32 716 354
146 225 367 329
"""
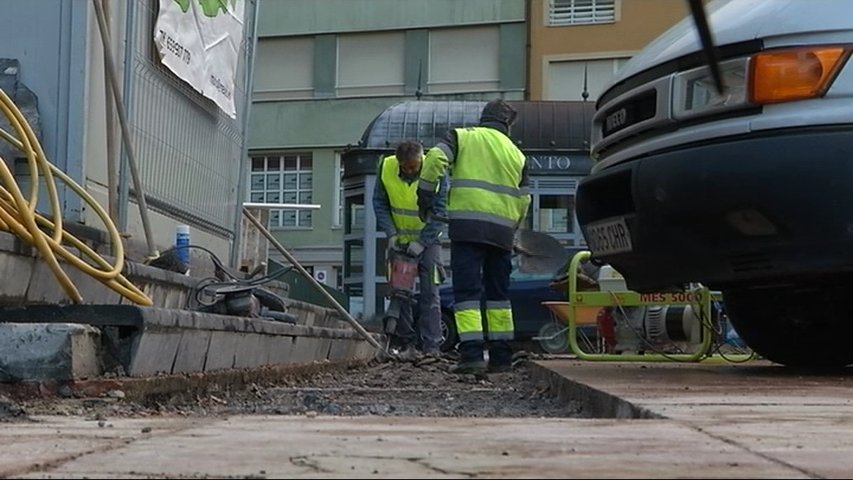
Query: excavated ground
2 353 582 422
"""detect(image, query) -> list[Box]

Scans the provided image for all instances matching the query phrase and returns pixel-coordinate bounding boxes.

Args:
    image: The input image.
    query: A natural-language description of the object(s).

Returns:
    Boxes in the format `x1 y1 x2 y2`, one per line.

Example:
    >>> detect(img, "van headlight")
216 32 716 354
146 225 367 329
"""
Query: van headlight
672 46 851 119
672 58 749 120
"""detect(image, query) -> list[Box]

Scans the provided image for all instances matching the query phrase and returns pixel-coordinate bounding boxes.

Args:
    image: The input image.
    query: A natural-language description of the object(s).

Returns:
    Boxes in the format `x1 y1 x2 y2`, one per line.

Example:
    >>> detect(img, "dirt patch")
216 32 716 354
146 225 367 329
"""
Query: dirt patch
15 354 581 420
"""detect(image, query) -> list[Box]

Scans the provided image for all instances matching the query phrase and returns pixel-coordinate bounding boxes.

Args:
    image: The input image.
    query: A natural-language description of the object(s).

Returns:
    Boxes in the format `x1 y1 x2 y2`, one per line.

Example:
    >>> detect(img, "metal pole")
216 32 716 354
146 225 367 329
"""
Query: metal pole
230 0 260 269
118 0 136 232
92 0 159 259
242 206 387 353
100 0 120 241
363 175 378 320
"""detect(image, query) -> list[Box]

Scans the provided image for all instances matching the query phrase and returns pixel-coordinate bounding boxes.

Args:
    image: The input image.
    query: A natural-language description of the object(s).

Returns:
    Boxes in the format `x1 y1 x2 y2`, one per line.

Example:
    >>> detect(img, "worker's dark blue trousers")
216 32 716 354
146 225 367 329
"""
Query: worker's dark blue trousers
450 241 514 367
395 243 443 353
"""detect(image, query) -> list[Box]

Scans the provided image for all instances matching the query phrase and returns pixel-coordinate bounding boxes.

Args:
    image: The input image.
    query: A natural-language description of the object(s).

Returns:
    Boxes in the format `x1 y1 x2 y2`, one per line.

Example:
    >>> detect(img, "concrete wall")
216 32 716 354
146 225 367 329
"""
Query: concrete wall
0 0 87 221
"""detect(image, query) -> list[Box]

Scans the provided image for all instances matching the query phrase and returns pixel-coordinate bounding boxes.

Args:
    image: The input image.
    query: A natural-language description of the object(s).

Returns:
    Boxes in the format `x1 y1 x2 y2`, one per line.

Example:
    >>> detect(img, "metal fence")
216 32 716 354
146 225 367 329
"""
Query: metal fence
119 0 257 238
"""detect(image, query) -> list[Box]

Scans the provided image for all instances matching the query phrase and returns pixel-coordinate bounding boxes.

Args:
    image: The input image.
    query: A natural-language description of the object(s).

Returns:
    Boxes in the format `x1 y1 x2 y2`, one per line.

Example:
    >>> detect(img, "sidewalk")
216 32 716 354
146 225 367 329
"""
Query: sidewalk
4 359 853 478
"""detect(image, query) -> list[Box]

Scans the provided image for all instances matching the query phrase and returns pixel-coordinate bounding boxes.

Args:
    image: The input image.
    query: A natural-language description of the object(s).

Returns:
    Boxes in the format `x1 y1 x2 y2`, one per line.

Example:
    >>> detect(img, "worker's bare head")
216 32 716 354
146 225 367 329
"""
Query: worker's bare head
395 140 423 179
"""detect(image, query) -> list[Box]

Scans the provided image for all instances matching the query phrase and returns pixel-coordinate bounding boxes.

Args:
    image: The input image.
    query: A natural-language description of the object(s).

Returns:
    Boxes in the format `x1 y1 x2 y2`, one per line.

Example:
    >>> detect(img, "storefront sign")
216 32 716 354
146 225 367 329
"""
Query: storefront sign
154 0 245 118
526 155 593 175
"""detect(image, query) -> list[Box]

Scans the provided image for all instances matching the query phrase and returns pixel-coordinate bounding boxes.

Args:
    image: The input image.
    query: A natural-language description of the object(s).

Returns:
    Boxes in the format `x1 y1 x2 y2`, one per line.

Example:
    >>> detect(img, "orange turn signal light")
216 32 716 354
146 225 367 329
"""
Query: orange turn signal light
750 46 850 104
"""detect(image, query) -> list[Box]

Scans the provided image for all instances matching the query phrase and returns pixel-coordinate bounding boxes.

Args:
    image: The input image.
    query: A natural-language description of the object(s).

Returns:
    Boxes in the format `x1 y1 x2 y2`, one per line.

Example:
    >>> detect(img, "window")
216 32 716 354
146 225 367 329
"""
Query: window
539 195 575 233
530 178 583 246
546 57 629 101
253 37 314 100
343 179 365 235
547 0 616 26
429 27 499 94
249 153 313 228
345 196 365 234
337 32 405 96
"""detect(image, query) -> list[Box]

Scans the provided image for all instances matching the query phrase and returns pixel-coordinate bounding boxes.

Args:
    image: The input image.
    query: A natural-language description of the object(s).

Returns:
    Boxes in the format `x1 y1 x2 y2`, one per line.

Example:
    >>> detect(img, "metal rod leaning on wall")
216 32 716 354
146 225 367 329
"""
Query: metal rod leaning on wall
92 0 159 260
241 206 387 353
99 0 120 248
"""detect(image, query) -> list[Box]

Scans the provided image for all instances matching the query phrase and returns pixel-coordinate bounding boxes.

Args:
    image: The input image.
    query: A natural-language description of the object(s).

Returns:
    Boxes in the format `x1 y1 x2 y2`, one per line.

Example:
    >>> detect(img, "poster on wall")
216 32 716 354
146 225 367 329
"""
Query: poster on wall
154 0 245 118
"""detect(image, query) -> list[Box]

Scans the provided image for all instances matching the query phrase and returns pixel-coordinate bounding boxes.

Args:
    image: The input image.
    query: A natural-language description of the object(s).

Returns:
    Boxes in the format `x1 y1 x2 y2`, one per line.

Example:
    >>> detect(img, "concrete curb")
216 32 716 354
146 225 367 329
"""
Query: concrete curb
0 305 383 381
528 360 663 419
0 323 101 382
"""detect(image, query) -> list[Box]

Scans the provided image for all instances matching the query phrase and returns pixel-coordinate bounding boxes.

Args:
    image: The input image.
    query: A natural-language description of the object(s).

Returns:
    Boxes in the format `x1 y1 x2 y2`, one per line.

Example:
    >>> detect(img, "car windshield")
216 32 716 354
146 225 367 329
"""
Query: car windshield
508 251 572 282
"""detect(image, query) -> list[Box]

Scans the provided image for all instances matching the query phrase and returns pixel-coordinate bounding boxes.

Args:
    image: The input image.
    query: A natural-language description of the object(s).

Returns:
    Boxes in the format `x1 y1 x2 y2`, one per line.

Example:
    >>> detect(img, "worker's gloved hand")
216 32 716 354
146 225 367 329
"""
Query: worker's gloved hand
406 240 425 257
387 234 399 251
417 190 435 222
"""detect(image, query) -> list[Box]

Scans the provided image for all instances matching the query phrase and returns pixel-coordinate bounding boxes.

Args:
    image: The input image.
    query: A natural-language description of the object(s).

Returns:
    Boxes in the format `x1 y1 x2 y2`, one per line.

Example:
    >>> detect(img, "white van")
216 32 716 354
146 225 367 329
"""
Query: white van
576 0 853 367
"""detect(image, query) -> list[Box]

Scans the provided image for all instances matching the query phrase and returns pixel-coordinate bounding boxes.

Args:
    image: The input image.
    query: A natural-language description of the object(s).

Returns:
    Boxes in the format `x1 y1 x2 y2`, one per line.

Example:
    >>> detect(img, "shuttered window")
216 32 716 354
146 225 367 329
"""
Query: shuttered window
546 58 629 101
429 27 500 94
548 0 616 26
337 32 405 96
253 37 314 100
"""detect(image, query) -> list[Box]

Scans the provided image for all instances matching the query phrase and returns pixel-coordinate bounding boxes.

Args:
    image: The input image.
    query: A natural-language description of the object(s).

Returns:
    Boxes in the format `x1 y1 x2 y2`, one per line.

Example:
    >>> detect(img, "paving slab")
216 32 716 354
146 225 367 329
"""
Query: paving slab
6 415 804 479
534 359 853 478
2 360 851 478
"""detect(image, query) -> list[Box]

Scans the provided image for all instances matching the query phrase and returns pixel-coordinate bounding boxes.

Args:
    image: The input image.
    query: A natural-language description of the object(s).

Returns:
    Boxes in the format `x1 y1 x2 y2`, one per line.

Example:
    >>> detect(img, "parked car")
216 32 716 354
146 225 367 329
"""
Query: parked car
434 269 563 351
417 249 589 352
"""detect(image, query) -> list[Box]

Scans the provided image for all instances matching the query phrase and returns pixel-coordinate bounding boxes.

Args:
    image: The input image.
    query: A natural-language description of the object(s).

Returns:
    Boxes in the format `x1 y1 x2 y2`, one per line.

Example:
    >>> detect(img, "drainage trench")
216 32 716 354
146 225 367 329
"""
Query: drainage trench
7 354 653 421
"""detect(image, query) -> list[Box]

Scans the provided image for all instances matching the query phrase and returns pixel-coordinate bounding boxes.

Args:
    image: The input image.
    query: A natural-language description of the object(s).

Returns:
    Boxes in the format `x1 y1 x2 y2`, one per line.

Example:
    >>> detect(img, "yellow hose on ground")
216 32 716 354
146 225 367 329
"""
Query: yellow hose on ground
0 89 152 306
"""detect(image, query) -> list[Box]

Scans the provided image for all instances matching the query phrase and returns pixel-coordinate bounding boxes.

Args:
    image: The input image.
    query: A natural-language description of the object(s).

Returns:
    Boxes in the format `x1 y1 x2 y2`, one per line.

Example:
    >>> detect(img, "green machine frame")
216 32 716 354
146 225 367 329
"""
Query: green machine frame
562 250 722 362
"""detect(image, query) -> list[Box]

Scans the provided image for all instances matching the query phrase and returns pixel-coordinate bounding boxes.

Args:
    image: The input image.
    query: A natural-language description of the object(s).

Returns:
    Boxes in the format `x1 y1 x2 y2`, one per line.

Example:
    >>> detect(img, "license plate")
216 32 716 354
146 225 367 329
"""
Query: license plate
584 217 633 255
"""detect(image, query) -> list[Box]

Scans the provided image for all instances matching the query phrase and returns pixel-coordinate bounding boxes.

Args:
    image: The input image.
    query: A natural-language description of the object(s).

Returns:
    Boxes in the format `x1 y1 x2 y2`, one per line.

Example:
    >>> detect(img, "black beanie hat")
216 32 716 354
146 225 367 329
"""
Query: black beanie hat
480 99 517 127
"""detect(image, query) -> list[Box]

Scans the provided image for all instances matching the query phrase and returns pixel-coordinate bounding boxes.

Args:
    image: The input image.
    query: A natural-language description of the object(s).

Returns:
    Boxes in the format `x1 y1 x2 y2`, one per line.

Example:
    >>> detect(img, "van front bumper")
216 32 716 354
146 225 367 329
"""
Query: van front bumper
576 128 853 291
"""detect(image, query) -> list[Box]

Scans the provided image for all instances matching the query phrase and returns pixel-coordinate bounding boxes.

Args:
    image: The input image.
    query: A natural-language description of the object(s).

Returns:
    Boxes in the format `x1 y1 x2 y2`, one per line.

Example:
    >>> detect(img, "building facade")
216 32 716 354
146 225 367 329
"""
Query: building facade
249 0 527 290
249 0 691 305
529 0 692 102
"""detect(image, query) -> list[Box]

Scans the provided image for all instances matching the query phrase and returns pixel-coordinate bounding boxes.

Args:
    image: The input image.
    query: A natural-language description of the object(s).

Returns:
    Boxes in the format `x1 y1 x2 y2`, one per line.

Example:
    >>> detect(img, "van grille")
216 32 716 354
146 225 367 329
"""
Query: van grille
601 91 657 138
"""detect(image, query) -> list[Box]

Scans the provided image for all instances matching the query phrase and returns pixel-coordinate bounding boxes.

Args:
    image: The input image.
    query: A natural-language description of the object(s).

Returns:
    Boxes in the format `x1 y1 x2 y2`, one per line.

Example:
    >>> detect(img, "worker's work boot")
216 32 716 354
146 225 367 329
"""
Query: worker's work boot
396 344 420 362
449 359 487 374
487 340 514 373
450 340 486 374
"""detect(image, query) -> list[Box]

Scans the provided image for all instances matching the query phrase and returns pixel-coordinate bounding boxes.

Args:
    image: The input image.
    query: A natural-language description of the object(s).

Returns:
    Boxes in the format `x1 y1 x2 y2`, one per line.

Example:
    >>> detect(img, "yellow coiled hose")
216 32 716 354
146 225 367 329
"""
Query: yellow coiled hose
0 89 152 305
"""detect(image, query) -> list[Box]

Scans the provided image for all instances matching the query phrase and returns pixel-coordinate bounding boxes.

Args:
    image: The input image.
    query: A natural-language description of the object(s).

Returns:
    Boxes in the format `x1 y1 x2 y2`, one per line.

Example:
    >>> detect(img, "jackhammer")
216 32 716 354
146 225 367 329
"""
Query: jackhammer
382 244 420 348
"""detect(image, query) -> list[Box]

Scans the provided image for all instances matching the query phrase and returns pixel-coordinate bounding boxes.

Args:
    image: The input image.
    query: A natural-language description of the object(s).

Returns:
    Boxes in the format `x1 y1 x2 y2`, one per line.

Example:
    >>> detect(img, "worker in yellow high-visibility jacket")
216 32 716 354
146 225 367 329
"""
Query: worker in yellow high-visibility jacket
373 140 448 356
417 99 530 374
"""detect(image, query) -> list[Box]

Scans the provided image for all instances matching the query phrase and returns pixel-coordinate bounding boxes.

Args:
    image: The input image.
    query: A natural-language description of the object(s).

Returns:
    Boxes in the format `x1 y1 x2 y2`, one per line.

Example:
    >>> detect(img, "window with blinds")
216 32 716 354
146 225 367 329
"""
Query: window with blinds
548 0 616 26
429 26 500 94
546 58 629 101
337 32 405 96
253 37 314 100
